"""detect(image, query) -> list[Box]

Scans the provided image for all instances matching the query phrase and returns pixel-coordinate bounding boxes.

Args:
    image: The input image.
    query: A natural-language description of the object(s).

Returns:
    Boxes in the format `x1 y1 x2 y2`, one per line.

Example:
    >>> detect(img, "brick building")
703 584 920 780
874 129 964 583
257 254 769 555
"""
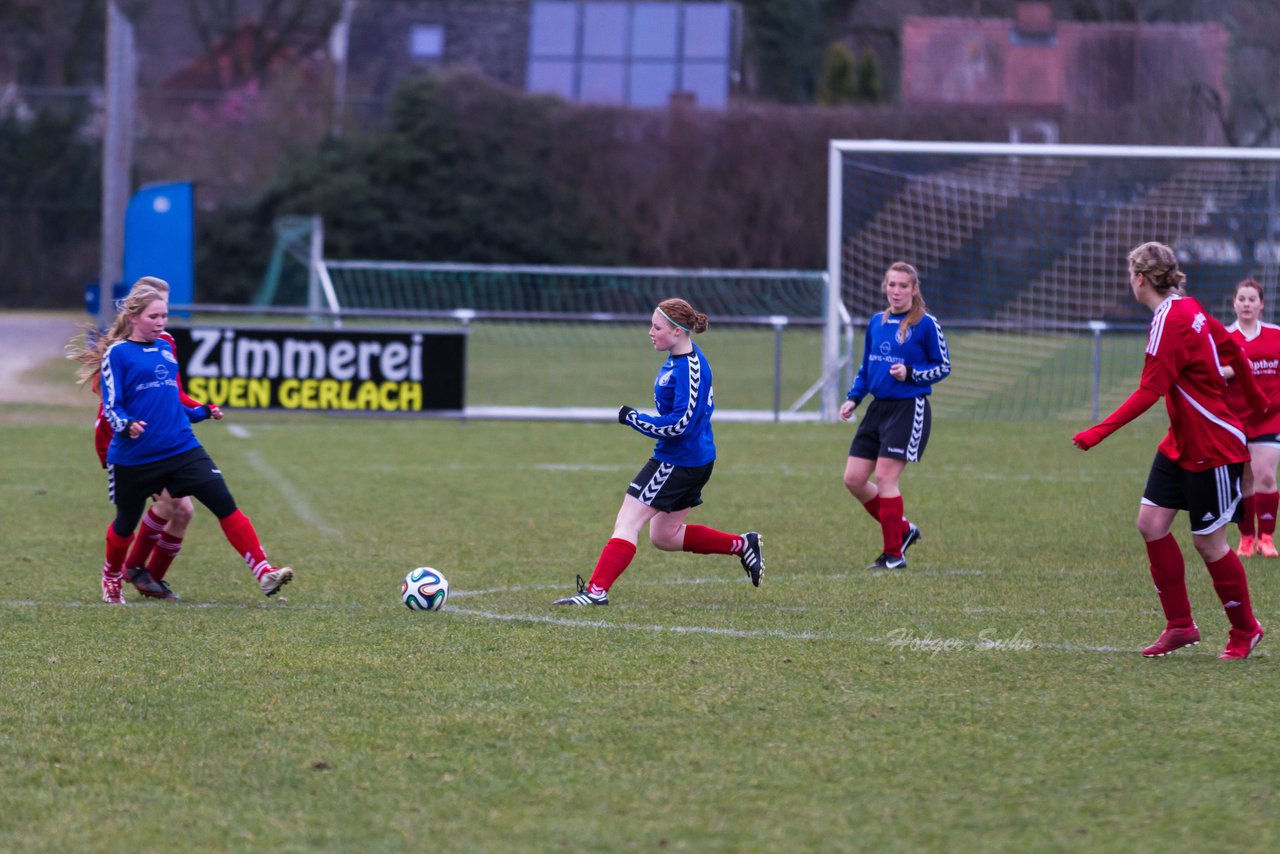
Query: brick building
901 2 1229 144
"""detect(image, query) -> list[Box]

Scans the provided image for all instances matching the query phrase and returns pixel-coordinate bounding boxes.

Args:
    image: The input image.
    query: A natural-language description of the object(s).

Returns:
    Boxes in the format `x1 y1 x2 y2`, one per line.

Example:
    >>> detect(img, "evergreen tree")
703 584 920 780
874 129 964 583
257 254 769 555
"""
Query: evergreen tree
817 42 857 105
855 48 882 103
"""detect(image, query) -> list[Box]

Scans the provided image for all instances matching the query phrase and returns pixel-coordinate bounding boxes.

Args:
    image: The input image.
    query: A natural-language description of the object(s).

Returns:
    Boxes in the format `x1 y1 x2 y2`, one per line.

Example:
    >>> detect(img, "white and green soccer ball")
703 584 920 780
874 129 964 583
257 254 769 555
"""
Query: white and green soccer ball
401 567 449 611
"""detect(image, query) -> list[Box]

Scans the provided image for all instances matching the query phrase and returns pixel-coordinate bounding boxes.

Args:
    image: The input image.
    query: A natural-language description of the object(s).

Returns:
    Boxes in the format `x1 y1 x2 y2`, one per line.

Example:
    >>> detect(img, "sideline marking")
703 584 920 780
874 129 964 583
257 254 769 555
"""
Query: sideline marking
227 424 251 439
244 448 337 534
0 598 1237 656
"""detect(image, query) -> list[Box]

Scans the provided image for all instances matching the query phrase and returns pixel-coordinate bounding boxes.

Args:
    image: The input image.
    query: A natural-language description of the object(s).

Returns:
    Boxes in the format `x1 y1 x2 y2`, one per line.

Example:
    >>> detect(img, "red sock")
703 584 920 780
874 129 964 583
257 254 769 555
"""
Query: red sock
587 538 636 593
879 495 905 557
863 494 911 536
125 507 167 568
218 510 271 578
104 524 133 579
1240 495 1257 537
1204 551 1257 631
1258 492 1279 537
861 495 880 520
682 525 742 555
1145 534 1192 628
147 534 184 581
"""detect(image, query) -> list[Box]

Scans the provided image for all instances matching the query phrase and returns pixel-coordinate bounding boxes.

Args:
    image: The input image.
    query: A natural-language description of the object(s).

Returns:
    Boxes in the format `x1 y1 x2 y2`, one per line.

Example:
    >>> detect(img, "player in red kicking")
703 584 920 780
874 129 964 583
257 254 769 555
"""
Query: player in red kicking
1074 243 1265 660
1224 277 1280 559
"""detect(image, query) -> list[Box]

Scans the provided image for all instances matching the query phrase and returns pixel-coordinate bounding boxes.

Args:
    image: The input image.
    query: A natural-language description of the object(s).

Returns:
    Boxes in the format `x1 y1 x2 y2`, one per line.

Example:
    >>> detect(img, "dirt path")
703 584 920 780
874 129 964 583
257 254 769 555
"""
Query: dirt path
0 311 93 405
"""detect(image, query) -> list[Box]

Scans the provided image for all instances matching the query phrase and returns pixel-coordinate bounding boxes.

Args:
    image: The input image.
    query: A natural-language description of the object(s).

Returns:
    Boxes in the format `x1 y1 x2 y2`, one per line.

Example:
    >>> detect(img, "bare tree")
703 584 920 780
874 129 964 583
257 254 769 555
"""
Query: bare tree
183 0 342 88
0 0 141 85
1194 0 1280 146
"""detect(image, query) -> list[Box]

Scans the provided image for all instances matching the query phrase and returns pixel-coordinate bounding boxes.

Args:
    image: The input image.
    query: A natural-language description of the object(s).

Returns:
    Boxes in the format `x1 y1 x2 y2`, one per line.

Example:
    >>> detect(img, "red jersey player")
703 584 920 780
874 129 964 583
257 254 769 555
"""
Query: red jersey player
87 278 222 600
1074 242 1266 660
1224 277 1280 558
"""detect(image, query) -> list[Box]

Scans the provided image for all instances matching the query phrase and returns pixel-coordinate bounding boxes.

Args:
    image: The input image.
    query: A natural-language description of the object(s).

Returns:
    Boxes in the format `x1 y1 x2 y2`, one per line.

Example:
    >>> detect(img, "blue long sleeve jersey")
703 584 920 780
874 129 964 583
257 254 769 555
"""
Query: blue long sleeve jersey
847 311 951 404
102 338 210 466
620 342 716 466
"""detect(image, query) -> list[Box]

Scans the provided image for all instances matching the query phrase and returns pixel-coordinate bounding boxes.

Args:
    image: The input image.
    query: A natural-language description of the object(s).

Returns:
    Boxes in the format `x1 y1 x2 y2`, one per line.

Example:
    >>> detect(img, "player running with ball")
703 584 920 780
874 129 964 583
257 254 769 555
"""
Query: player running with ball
554 298 764 605
1074 242 1265 660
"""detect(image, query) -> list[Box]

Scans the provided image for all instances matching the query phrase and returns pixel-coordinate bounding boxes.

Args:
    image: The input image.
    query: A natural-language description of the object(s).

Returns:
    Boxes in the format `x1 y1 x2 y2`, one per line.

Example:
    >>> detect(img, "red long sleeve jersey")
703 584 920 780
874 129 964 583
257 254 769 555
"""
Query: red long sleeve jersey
1142 295 1249 471
93 331 202 467
1225 320 1280 436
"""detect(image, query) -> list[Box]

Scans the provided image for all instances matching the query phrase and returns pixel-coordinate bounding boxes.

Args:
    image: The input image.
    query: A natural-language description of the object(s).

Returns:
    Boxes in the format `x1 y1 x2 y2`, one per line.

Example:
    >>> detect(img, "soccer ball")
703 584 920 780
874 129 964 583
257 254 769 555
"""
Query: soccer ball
401 567 449 611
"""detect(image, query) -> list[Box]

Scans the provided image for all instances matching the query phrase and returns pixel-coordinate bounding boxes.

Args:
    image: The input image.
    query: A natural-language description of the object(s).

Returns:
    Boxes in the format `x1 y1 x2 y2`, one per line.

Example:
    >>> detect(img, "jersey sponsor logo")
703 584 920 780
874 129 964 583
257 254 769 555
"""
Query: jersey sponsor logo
879 341 892 356
1192 312 1207 333
1253 358 1280 374
153 363 170 382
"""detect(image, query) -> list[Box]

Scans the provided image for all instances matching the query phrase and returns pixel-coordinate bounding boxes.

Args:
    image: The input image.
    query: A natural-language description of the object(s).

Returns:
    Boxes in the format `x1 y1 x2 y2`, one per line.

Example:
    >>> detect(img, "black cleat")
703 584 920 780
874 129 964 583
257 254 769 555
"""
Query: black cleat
866 553 907 570
126 565 179 600
554 574 609 605
901 522 922 555
739 531 764 587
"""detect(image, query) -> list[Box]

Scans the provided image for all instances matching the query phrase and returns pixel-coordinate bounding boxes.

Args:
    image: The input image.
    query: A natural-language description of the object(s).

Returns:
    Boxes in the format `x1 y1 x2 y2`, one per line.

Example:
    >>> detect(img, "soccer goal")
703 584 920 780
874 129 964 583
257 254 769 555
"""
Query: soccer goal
829 140 1280 420
245 217 852 422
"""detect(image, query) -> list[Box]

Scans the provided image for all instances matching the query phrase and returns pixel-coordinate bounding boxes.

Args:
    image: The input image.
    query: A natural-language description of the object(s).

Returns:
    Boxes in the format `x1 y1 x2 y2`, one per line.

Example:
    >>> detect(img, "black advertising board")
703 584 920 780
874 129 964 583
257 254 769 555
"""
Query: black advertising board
167 326 466 413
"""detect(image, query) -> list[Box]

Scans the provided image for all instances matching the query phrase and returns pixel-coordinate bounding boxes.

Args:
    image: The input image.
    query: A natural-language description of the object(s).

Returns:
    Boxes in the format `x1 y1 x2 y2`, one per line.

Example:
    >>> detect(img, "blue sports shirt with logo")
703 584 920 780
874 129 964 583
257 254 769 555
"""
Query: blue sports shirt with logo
847 311 951 405
101 338 211 466
620 342 716 466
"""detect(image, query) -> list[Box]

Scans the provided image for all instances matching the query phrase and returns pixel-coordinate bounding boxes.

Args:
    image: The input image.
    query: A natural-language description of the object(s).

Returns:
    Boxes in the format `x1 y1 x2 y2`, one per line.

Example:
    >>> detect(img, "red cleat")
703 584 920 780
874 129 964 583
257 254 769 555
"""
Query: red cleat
1219 623 1265 660
1237 535 1256 557
1258 535 1279 558
1142 624 1200 657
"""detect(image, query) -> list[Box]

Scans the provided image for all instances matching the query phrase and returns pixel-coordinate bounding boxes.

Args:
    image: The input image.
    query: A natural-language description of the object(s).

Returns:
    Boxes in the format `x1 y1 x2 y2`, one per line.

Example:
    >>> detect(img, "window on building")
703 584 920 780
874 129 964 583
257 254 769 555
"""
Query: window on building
410 24 445 59
528 1 737 108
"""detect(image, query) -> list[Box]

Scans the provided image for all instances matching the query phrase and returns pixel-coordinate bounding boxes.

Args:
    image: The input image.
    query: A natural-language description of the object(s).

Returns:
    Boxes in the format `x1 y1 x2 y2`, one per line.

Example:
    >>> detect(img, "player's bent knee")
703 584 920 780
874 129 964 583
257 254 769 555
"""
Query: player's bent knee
168 498 195 527
650 533 681 551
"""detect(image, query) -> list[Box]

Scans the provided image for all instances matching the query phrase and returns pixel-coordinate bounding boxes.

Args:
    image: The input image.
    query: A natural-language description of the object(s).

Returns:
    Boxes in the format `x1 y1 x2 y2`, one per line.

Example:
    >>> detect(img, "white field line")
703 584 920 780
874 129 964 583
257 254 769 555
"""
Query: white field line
224 426 337 532
223 421 335 531
0 596 1246 656
7 569 1241 656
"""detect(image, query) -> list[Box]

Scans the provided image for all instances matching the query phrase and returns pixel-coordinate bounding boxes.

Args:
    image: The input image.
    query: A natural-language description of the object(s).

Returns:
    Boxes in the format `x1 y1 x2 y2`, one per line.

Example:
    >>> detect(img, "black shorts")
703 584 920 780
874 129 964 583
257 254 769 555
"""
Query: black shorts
1248 433 1280 447
108 447 224 509
1142 451 1243 535
626 458 713 512
849 397 932 462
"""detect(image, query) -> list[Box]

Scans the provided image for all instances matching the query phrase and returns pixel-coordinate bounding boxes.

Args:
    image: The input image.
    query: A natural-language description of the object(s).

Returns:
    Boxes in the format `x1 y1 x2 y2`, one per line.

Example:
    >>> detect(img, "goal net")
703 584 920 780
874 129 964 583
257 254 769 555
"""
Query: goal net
253 242 845 421
829 141 1280 421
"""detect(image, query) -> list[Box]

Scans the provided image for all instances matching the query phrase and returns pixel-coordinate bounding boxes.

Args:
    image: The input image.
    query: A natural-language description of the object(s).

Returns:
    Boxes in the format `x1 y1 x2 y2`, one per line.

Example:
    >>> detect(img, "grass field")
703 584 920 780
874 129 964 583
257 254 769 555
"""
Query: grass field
3 353 1279 851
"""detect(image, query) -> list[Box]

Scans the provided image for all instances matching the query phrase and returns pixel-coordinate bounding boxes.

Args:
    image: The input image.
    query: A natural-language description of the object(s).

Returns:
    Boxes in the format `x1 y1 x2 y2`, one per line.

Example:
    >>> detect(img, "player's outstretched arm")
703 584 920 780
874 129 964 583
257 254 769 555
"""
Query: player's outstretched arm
1073 386 1159 450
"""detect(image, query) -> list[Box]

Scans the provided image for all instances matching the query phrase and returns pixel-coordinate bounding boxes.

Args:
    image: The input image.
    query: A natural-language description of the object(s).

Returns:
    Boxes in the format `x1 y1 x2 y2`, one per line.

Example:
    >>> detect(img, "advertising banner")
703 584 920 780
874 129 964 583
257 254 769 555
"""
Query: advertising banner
168 326 465 413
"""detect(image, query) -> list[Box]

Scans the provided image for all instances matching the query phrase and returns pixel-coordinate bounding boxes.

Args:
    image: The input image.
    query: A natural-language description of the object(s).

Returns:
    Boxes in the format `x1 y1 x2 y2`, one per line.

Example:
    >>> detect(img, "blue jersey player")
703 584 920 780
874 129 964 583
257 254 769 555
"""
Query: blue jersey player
554 298 764 605
840 261 951 570
71 280 294 604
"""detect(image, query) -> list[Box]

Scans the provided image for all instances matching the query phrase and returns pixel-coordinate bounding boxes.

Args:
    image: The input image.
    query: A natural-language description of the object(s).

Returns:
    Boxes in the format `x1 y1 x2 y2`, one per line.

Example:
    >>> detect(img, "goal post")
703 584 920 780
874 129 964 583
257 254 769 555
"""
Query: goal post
828 140 1280 421
242 241 849 422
